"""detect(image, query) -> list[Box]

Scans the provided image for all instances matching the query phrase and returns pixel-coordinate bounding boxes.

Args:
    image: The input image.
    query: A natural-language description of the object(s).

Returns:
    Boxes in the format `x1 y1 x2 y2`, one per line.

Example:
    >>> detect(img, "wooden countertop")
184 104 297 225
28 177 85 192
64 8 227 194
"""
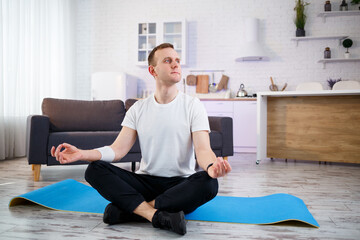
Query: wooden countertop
258 90 360 97
199 98 257 101
135 97 257 101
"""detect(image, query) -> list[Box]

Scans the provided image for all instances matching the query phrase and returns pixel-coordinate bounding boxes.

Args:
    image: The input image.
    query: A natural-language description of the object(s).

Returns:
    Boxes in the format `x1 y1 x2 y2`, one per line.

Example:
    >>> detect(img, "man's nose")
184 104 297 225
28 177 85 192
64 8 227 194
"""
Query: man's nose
171 61 179 68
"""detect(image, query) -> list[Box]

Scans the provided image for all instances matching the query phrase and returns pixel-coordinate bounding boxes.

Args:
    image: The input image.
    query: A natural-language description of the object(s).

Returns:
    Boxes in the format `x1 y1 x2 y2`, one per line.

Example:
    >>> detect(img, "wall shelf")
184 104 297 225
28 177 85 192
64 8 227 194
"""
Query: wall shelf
318 10 360 22
318 58 360 69
291 35 348 46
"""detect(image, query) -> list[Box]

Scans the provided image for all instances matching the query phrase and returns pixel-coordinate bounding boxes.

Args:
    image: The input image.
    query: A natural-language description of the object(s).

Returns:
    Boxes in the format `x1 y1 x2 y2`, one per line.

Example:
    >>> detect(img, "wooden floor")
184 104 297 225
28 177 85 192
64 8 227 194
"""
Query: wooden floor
1 153 360 239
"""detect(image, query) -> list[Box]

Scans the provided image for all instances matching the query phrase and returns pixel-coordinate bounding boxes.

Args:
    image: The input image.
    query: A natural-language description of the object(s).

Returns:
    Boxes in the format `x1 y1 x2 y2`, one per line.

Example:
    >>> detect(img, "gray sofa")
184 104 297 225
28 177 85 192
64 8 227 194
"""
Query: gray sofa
27 98 233 181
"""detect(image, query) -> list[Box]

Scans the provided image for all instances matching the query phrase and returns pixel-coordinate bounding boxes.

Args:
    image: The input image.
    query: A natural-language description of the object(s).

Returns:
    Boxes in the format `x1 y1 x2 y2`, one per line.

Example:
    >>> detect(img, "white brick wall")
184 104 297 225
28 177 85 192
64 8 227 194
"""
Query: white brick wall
75 0 360 99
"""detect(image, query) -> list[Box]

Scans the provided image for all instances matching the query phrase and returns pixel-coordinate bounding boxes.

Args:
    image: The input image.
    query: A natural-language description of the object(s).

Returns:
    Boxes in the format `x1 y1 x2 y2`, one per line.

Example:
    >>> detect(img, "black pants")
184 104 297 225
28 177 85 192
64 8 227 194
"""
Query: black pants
85 161 218 214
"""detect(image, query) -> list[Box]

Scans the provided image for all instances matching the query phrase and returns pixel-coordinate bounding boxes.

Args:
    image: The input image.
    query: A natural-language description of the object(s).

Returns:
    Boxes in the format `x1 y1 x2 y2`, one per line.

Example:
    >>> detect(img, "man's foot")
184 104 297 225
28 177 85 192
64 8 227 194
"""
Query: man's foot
103 203 146 225
152 210 187 235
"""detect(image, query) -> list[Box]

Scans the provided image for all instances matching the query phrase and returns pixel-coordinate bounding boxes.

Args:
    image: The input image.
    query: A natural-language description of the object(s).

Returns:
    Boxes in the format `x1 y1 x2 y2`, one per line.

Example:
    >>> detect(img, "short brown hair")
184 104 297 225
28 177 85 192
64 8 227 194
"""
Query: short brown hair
148 43 174 66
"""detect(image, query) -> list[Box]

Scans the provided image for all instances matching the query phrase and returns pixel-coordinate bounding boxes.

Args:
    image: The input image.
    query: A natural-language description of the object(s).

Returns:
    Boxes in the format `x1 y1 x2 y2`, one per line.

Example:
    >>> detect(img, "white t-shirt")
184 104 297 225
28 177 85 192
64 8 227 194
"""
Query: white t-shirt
121 91 210 177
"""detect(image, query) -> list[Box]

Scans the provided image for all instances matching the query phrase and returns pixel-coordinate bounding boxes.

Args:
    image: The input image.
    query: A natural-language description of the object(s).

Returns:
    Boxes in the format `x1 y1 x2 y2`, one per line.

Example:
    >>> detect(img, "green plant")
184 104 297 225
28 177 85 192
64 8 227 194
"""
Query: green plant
327 78 341 89
351 0 360 4
294 0 310 30
343 39 353 53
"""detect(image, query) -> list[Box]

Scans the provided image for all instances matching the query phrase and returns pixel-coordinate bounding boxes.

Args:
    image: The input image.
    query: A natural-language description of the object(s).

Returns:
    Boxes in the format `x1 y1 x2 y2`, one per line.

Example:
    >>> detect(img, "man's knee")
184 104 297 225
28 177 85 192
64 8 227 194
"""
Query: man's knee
205 177 218 200
190 171 219 199
84 161 106 183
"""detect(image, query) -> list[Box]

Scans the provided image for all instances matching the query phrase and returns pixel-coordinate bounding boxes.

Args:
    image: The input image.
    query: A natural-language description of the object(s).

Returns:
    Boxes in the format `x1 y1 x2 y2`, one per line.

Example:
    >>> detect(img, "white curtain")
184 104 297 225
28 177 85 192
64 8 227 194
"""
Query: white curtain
0 0 75 160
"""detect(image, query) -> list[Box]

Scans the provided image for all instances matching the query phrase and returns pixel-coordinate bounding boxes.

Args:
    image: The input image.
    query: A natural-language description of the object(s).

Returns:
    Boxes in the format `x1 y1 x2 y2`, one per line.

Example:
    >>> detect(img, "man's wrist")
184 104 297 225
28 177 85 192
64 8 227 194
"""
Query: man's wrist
96 146 115 162
206 163 214 172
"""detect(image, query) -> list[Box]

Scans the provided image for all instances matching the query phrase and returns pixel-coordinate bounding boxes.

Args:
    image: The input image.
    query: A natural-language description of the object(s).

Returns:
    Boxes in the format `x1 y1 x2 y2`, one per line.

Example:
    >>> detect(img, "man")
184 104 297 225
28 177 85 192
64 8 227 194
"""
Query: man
51 43 231 235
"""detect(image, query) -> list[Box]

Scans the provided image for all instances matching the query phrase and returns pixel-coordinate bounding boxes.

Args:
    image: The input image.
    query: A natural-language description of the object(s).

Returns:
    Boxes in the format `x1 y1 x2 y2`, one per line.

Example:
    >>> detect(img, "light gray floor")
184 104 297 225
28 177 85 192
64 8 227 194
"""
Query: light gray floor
1 153 360 239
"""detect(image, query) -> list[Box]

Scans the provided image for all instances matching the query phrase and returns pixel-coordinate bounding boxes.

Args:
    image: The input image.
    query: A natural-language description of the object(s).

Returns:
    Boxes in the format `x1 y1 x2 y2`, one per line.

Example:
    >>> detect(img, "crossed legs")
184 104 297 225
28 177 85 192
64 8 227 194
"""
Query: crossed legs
85 161 218 223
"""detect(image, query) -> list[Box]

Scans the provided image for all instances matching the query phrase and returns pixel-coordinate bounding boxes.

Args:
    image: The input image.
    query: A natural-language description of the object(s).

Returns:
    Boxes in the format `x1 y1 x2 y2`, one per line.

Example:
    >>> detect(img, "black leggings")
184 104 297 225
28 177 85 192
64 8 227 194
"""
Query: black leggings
85 161 218 214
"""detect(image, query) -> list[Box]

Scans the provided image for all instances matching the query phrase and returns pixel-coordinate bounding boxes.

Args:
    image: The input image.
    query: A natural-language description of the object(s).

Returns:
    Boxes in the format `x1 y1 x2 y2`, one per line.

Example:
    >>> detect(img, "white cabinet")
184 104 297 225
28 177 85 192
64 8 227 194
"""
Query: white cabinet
137 20 187 65
201 100 257 153
202 101 233 118
233 101 257 153
138 23 157 63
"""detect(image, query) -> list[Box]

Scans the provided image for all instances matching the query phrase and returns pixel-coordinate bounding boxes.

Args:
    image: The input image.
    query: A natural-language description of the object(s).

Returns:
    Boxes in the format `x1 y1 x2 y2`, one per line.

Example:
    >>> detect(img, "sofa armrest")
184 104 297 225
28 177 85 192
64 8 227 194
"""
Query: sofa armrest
27 115 50 165
208 116 234 157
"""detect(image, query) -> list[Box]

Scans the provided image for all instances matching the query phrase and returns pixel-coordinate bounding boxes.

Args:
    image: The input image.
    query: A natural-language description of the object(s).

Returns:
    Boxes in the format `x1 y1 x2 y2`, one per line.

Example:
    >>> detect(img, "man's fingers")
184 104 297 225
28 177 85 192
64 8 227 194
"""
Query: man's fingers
223 160 232 173
62 143 75 151
51 146 55 157
209 157 232 178
59 153 69 164
55 144 64 160
215 161 224 176
215 158 231 177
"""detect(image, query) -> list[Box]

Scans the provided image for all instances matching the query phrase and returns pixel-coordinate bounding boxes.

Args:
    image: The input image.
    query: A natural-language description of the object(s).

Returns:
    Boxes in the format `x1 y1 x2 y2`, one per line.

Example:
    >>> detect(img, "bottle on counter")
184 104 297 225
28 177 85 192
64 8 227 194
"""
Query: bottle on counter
340 0 348 11
324 1 331 11
324 47 331 59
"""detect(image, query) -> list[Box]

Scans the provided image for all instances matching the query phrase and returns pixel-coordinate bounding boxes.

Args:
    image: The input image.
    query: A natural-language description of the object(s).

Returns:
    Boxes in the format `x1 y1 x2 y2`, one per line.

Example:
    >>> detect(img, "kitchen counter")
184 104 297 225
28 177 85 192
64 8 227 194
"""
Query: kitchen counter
256 90 360 164
257 89 360 97
199 98 256 101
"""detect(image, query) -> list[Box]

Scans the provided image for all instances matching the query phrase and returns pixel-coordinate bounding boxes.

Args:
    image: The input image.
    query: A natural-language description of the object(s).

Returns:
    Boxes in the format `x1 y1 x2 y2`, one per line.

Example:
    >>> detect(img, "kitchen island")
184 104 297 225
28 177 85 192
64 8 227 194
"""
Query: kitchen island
257 90 360 164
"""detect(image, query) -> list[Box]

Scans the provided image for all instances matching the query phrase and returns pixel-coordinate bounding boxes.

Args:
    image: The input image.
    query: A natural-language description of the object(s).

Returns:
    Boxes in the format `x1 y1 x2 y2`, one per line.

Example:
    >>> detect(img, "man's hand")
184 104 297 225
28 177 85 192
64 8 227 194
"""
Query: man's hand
51 143 83 164
207 157 232 179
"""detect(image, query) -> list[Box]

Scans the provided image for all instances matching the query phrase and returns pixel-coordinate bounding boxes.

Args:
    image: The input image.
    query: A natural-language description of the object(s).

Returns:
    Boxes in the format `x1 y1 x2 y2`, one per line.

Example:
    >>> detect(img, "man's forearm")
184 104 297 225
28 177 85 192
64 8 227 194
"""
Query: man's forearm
196 149 217 171
81 149 103 162
81 146 125 163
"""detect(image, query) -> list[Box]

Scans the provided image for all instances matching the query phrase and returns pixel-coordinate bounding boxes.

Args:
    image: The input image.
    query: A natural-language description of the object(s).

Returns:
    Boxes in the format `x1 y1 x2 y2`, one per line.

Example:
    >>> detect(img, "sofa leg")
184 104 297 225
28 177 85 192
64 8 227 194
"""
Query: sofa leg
131 162 136 172
224 156 228 161
32 164 41 181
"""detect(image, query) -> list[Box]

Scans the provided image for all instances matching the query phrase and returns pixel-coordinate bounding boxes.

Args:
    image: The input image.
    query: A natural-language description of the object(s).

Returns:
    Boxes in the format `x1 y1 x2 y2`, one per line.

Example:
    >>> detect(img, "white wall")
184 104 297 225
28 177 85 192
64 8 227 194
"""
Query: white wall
75 0 360 100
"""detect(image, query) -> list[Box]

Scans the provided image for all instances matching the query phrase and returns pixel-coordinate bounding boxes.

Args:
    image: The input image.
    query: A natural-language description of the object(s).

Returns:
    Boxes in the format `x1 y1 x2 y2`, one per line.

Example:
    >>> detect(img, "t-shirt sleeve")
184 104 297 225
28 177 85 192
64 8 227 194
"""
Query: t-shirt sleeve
191 98 210 133
121 103 137 130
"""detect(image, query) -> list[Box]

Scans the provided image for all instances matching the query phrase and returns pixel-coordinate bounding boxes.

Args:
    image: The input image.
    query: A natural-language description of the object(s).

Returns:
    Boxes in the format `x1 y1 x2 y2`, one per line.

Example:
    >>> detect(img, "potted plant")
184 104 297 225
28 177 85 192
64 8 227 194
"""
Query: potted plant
342 38 353 59
327 78 342 89
340 0 348 11
351 0 360 10
294 0 310 37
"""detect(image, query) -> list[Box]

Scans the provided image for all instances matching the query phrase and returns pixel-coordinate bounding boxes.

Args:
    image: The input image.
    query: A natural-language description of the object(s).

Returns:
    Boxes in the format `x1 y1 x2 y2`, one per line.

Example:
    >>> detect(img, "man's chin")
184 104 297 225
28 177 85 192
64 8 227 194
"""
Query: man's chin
173 79 181 84
170 76 181 83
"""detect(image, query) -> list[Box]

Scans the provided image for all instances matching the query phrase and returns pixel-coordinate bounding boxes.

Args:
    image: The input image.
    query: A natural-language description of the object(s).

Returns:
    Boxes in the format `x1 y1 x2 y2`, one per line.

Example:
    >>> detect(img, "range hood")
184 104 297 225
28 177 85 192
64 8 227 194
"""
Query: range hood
235 18 269 61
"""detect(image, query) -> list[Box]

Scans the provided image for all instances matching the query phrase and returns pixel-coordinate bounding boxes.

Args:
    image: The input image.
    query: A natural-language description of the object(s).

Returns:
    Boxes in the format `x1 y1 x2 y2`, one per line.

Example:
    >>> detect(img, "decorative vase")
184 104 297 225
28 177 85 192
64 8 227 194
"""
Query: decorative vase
324 1 331 11
324 47 331 59
340 0 348 11
296 28 305 37
344 52 350 59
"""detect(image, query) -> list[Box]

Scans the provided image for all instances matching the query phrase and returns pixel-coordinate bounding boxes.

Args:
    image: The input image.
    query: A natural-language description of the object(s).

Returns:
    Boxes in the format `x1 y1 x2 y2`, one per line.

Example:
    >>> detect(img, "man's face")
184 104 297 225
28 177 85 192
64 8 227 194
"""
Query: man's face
150 47 182 85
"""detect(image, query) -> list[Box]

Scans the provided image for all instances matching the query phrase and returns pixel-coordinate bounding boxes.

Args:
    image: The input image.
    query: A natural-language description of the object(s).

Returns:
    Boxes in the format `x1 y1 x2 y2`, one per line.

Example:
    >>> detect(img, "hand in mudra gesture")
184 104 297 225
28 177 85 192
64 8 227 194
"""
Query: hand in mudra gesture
51 143 83 164
207 157 232 178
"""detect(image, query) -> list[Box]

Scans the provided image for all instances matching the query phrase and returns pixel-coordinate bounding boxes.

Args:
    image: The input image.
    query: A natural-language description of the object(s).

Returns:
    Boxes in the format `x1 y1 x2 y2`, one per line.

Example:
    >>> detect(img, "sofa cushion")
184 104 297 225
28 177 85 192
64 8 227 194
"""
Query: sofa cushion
125 99 138 111
47 131 141 165
209 131 222 149
42 98 125 132
47 132 141 155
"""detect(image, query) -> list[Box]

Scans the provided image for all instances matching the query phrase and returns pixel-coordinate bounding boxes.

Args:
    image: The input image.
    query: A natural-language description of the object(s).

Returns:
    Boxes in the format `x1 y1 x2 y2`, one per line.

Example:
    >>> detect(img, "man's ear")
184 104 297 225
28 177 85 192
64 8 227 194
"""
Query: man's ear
148 65 157 77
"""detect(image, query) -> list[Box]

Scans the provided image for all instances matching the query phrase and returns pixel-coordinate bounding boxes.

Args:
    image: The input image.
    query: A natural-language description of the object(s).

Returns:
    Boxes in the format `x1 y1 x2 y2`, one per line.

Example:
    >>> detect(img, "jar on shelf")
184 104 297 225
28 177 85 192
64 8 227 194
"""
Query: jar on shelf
340 0 348 11
324 1 331 11
324 47 331 59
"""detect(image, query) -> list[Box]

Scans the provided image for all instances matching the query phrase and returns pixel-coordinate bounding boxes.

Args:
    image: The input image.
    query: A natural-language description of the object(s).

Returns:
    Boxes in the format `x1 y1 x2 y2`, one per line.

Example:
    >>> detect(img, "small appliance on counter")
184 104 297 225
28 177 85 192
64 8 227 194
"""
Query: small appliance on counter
91 72 137 101
236 84 248 97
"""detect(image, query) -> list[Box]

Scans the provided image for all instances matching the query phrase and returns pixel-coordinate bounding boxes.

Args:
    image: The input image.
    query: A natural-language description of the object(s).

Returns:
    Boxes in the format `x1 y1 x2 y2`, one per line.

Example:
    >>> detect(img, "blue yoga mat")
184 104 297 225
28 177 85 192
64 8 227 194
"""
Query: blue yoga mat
9 179 319 228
